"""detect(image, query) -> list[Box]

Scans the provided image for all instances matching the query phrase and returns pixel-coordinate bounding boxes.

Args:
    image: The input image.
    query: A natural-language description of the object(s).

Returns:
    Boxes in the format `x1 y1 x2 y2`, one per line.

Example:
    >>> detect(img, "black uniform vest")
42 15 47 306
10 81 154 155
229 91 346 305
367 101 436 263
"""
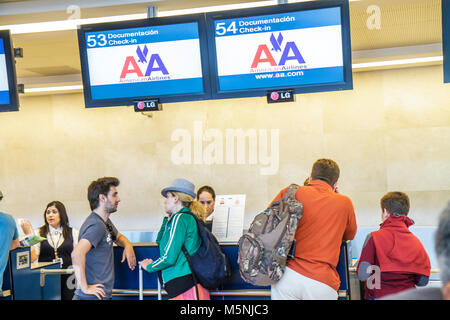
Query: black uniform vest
38 227 74 269
38 227 75 299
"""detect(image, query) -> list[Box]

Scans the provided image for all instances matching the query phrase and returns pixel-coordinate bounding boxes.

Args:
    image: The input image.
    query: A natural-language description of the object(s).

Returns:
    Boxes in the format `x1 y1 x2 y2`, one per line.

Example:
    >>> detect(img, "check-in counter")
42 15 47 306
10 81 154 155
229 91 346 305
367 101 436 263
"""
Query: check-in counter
1 247 61 300
112 240 351 300
2 241 350 300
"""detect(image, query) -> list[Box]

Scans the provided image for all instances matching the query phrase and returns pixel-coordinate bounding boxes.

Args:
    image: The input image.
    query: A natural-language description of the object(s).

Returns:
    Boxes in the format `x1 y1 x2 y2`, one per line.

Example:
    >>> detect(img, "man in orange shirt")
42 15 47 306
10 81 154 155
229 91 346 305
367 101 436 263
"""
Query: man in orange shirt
270 159 357 300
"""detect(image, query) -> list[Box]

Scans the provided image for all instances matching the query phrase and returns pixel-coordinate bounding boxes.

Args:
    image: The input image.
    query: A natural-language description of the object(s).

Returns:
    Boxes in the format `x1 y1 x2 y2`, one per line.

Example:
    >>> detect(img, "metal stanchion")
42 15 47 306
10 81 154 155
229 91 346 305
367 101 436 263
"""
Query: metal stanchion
157 276 162 300
40 268 74 287
139 265 143 300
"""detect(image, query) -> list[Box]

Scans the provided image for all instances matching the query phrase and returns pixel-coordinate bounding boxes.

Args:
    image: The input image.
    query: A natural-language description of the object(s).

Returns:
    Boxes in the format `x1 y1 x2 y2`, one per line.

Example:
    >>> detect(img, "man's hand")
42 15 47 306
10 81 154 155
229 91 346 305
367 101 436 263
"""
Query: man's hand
121 244 136 270
82 283 105 300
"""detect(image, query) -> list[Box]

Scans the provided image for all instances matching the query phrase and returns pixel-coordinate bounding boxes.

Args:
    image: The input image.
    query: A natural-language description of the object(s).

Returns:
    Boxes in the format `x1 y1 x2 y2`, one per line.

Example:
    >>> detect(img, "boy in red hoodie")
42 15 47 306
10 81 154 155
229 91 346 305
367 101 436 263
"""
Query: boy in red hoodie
356 192 431 299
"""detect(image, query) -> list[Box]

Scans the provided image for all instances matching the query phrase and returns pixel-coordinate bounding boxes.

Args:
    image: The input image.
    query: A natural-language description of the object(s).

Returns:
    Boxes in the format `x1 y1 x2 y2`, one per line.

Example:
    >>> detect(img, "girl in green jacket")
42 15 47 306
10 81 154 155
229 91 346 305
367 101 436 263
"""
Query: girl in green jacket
139 178 210 300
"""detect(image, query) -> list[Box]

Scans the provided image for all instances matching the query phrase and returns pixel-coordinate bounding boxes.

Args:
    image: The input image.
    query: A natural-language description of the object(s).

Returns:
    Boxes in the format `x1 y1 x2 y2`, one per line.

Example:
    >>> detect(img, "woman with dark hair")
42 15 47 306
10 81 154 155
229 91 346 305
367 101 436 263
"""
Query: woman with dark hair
20 201 79 300
196 185 216 231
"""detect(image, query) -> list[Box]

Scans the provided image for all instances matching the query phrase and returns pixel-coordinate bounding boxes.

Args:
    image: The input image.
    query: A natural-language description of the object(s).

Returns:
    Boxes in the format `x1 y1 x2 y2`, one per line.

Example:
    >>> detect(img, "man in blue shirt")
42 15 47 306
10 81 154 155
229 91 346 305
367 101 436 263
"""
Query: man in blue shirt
0 190 20 293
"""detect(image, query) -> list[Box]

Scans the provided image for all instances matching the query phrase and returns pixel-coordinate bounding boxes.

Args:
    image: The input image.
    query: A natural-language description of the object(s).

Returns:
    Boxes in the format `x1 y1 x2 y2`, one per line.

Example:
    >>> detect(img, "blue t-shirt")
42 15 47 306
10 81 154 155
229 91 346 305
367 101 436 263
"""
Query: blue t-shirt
74 212 118 299
0 212 19 290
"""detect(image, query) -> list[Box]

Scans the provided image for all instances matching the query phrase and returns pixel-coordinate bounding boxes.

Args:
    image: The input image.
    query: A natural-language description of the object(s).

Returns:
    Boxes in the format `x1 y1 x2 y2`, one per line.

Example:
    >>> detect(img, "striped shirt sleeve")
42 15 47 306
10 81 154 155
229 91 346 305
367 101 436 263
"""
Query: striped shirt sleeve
146 213 187 273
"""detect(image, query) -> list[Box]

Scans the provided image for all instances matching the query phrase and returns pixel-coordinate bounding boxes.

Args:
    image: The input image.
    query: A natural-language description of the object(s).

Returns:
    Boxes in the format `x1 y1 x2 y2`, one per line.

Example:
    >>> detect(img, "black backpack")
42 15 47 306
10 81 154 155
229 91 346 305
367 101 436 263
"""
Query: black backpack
182 212 232 290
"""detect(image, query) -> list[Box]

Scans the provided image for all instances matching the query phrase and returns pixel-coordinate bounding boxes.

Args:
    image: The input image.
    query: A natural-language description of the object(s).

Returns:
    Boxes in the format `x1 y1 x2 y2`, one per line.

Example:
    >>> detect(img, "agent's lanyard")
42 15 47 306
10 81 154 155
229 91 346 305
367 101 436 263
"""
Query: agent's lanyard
48 230 63 259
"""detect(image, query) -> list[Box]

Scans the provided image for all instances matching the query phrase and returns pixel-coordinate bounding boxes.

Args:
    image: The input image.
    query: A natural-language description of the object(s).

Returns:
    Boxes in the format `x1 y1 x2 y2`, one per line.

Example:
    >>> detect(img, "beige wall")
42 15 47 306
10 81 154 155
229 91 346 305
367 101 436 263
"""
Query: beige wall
1 64 449 233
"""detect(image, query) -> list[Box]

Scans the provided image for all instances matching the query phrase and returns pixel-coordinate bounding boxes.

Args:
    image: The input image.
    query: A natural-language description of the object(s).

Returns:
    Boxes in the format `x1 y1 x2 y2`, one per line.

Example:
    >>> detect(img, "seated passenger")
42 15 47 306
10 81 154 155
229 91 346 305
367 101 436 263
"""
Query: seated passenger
382 201 450 300
196 185 216 231
357 191 431 299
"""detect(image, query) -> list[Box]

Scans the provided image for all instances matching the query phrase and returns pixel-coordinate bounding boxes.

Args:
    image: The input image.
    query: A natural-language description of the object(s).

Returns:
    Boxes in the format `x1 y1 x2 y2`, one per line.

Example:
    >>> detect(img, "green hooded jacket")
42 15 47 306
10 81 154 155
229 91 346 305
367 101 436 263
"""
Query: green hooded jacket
146 207 201 284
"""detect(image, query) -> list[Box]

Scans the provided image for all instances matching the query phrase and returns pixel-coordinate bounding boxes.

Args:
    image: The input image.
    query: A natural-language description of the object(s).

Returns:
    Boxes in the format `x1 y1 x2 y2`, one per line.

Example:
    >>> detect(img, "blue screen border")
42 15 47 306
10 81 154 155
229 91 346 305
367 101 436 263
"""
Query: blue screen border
205 0 353 100
0 30 19 112
77 13 212 108
78 0 353 108
442 0 450 83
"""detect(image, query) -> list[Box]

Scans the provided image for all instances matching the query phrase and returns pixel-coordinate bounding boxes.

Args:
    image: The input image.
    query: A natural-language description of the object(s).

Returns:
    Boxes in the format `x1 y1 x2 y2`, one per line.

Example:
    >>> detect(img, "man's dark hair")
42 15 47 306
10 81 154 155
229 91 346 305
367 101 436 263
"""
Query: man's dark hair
380 191 410 216
435 202 450 284
196 185 216 200
310 158 340 186
87 177 120 210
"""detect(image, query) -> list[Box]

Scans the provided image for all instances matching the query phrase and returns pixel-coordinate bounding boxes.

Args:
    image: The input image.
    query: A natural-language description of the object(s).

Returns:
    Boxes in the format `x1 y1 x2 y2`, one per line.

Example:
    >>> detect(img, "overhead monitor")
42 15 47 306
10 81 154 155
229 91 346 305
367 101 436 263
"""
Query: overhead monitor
77 14 211 108
0 30 19 112
206 0 353 99
443 0 450 83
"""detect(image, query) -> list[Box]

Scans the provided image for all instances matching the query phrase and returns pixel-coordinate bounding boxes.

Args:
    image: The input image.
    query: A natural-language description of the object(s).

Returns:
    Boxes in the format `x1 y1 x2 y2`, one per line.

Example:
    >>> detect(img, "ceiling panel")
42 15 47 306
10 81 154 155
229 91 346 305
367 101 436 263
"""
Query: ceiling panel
0 0 444 80
349 0 442 51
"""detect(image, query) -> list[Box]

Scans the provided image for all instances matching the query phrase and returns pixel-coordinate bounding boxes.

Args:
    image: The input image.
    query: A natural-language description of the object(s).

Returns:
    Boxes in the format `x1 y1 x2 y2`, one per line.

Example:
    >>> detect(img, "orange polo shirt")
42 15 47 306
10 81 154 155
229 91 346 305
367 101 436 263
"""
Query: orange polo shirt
270 180 357 291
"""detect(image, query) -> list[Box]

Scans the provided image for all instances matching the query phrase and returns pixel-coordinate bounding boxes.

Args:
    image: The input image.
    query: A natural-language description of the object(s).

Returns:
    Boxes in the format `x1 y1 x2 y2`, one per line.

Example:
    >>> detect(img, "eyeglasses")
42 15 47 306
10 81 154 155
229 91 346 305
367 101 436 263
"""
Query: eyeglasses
105 223 117 242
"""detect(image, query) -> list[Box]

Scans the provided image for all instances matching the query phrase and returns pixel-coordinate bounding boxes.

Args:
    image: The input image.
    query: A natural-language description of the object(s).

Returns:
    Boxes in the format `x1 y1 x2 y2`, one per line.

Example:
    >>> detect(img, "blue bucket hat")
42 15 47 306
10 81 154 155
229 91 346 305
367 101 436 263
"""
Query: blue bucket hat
161 178 196 198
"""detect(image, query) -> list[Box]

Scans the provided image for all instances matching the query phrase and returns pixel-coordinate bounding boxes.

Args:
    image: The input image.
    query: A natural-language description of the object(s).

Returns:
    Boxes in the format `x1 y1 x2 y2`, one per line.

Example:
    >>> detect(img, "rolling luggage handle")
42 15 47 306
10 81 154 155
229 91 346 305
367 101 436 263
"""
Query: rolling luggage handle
157 273 162 300
138 265 163 300
139 264 143 300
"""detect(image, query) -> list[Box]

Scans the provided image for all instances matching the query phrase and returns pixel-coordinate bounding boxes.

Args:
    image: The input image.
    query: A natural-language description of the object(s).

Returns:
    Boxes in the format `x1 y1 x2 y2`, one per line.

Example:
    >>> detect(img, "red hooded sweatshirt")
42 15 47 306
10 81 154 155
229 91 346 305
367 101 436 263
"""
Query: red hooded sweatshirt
372 215 430 276
357 215 431 299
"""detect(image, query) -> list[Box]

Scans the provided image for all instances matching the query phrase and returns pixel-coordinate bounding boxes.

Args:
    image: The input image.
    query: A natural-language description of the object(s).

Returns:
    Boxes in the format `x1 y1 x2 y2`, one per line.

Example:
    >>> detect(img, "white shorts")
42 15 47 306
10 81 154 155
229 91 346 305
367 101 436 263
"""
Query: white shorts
271 266 338 300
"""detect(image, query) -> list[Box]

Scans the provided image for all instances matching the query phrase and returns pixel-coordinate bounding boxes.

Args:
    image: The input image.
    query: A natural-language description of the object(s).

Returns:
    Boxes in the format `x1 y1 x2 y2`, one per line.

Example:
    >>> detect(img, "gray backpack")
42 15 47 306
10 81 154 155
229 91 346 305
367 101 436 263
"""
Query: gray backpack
238 184 303 286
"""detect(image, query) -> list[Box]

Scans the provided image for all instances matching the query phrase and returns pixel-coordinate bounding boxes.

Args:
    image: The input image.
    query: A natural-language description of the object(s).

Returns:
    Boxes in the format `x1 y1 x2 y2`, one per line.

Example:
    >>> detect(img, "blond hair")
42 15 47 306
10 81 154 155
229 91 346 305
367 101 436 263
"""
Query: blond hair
171 191 207 222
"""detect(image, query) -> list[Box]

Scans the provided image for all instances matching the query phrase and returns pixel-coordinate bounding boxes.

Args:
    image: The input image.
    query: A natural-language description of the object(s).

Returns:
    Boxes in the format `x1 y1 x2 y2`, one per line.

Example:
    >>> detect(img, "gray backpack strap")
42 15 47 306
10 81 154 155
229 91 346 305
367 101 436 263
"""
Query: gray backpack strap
280 184 300 213
284 184 300 198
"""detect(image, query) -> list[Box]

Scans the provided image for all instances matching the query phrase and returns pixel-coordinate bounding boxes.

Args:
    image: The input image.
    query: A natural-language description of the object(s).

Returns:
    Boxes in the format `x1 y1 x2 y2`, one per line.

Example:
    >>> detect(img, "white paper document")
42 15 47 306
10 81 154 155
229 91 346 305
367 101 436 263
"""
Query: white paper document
211 194 246 242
